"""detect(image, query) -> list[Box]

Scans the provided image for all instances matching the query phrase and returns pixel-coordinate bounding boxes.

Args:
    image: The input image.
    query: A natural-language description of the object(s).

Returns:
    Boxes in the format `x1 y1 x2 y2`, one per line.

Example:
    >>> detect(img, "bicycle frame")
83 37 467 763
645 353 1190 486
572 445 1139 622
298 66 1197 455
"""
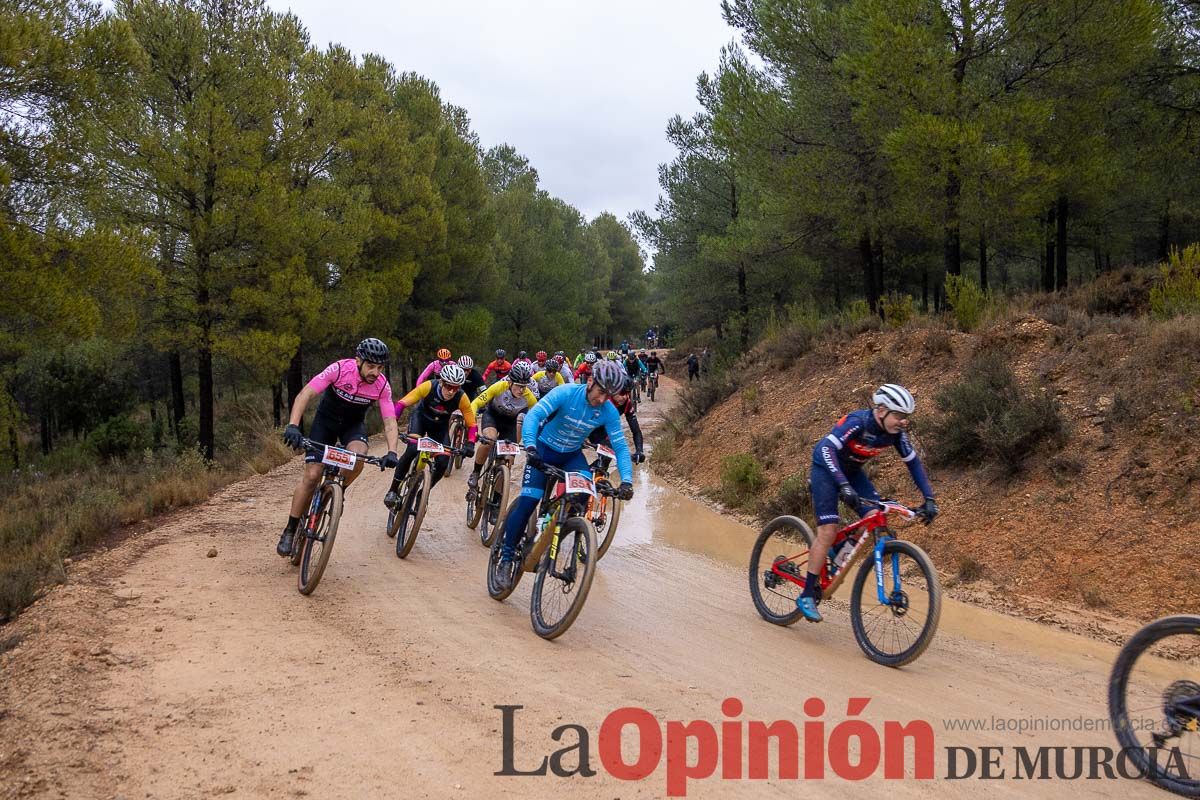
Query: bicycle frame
522 470 597 572
771 502 919 604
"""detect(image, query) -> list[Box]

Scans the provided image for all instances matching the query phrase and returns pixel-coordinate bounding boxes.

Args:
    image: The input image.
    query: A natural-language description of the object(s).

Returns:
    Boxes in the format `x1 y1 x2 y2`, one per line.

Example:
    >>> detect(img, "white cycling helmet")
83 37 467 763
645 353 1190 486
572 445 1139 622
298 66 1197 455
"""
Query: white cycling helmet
584 351 598 364
439 362 467 386
457 354 474 370
872 384 916 414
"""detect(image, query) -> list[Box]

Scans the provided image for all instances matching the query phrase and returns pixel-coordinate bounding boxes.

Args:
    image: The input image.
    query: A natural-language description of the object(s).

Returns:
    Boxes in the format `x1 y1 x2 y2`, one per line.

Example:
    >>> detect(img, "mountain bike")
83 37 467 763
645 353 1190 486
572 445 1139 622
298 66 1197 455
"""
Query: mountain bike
584 442 623 560
748 498 940 667
291 438 387 595
486 465 617 639
385 434 465 558
445 411 466 475
467 436 519 547
1108 614 1200 796
647 370 659 402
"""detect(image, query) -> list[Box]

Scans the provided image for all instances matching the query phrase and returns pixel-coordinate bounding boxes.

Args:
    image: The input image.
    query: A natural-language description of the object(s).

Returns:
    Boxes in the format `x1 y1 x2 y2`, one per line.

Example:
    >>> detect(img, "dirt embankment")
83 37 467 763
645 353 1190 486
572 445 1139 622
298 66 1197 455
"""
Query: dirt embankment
657 313 1200 633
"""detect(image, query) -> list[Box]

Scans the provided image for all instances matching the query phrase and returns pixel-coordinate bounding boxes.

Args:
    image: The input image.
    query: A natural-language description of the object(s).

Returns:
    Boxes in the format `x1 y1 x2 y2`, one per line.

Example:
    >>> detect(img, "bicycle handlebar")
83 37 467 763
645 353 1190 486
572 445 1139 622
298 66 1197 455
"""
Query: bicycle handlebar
539 462 621 497
401 433 469 457
299 437 389 469
860 497 931 522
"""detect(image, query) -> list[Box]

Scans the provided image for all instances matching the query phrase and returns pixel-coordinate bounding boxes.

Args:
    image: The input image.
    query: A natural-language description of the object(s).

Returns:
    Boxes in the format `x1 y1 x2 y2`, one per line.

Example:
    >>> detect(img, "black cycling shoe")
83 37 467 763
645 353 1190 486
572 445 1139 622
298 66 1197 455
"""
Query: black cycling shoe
276 528 295 557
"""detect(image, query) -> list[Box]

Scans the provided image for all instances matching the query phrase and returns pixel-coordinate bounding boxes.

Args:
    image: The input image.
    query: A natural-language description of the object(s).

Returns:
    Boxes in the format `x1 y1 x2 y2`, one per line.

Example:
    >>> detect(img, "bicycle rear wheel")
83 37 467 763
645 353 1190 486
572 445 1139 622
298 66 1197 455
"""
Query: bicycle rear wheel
478 463 510 547
849 539 941 667
748 515 812 626
1108 615 1200 797
298 483 342 595
447 418 464 474
394 469 431 559
530 517 597 640
466 465 485 531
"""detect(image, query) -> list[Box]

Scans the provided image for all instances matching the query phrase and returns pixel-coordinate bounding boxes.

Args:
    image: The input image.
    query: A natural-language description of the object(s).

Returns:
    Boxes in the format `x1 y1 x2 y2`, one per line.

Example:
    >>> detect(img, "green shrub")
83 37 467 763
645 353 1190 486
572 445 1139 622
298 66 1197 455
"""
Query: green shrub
843 299 873 324
741 386 762 415
87 415 151 461
945 274 988 332
927 351 1068 472
881 292 916 328
1150 244 1200 318
759 471 813 520
720 453 766 508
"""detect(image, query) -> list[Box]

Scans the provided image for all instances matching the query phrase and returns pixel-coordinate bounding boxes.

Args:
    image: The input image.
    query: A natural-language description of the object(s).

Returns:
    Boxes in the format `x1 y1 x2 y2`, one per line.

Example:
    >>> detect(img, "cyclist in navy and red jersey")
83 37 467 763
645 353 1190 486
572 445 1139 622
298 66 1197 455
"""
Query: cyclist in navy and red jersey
277 338 401 557
796 383 939 623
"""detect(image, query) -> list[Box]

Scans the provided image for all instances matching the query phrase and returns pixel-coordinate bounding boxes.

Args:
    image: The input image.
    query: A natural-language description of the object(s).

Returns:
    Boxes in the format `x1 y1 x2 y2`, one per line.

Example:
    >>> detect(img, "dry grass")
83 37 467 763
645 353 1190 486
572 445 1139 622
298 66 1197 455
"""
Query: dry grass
0 426 293 621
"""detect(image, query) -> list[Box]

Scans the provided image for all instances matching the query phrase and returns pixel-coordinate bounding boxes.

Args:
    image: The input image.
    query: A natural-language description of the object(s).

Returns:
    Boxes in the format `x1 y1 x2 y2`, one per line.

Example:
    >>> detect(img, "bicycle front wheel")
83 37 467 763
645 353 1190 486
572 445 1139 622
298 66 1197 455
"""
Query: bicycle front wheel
478 463 510 547
395 469 431 559
447 418 464 474
748 515 813 626
849 539 941 667
486 500 524 601
530 517 597 640
1108 615 1200 797
594 492 622 560
298 482 343 595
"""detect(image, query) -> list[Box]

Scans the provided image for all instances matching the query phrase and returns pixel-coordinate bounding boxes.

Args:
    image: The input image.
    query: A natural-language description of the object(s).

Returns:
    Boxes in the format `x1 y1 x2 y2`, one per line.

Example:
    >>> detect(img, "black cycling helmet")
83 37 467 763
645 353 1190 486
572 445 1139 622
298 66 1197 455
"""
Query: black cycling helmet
518 350 528 359
495 348 506 359
508 361 533 384
356 337 389 364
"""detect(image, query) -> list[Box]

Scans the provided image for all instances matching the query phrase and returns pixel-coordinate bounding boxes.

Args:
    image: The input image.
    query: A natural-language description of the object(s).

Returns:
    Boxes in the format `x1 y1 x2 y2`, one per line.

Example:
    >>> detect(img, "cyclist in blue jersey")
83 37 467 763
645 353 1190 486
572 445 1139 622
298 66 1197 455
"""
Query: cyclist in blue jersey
494 361 635 587
797 384 939 622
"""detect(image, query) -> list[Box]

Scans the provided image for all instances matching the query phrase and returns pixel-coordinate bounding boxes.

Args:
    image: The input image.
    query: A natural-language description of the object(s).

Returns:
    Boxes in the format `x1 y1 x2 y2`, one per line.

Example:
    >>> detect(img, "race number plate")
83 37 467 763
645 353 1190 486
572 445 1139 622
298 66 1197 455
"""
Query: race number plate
497 441 520 456
596 444 615 460
417 437 445 454
321 445 357 469
563 471 596 496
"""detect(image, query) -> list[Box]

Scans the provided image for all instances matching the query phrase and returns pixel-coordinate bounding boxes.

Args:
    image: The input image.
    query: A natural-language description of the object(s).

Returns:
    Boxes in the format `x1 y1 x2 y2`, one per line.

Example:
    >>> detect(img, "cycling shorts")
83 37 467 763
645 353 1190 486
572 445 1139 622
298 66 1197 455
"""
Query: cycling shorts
809 463 880 526
305 415 369 463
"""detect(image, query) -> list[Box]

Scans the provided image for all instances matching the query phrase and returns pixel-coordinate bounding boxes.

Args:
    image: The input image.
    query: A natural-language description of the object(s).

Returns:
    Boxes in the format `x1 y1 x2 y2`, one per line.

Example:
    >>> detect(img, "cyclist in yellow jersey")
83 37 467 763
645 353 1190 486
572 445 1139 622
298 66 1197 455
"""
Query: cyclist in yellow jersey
465 362 539 499
385 363 477 508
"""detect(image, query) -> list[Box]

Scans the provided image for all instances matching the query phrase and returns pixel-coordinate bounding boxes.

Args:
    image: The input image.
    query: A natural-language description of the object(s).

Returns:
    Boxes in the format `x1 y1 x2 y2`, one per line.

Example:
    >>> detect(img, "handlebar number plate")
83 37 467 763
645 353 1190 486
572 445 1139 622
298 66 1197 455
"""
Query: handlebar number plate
322 446 357 469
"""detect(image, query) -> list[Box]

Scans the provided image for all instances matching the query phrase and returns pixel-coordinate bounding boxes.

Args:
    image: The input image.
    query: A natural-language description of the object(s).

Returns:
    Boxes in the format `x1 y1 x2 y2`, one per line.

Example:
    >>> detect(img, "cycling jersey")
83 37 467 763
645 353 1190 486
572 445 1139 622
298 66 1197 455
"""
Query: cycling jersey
574 362 593 381
532 369 564 397
587 394 643 456
623 356 646 377
521 383 633 484
557 361 575 384
395 379 477 431
463 368 486 400
482 359 511 381
307 358 397 427
471 380 538 418
812 409 934 499
645 356 662 374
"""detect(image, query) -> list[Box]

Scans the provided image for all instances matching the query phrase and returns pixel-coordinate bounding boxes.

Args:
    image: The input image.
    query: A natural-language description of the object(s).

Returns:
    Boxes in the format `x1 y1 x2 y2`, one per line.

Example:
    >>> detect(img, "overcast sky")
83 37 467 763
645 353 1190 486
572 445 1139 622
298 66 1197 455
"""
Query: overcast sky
268 0 739 226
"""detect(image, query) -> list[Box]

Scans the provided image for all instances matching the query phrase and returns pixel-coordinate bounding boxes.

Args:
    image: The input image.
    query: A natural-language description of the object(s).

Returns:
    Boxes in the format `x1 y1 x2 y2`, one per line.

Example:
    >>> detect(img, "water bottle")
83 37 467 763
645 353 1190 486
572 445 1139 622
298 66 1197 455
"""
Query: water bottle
830 539 853 575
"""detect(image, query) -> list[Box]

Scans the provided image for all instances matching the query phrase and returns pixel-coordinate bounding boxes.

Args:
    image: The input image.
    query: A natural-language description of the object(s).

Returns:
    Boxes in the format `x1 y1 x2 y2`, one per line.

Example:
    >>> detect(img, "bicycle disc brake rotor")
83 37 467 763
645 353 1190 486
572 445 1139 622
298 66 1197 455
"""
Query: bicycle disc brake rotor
888 590 910 616
1163 680 1200 735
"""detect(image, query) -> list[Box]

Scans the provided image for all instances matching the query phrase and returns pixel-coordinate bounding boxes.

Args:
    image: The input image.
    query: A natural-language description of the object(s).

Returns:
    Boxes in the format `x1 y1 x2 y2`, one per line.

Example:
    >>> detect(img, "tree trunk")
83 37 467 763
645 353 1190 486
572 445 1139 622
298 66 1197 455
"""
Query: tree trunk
169 351 186 439
1055 194 1068 290
272 381 283 428
1042 207 1056 293
921 267 929 313
1158 199 1171 261
736 262 749 352
286 345 303 423
40 411 51 455
872 237 885 317
978 227 988 292
9 425 18 470
944 167 962 277
859 230 879 313
1094 246 1102 278
198 342 214 461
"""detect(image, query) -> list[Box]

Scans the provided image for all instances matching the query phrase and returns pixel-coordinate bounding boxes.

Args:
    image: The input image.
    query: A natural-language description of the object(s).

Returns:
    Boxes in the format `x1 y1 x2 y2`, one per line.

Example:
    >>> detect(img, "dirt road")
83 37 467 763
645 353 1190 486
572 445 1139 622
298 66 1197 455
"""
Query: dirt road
0 377 1177 799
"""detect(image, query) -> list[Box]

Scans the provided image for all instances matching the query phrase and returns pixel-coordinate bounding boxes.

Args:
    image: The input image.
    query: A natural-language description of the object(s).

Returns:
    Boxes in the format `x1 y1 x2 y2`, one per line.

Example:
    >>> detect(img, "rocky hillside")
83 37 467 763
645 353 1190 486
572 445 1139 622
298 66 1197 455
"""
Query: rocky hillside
655 279 1200 628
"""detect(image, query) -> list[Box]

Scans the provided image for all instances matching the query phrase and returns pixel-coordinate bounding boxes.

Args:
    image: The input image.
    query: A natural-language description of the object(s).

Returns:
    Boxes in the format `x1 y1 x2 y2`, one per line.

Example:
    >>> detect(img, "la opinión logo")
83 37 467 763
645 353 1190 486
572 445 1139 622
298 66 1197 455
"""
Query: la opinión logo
496 697 935 796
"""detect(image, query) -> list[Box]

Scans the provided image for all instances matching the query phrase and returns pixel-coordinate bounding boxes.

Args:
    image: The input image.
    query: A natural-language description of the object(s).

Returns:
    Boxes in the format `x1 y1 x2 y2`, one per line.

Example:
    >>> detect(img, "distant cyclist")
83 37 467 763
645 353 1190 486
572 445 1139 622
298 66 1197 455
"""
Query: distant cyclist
587 371 645 468
465 361 539 499
415 347 454 385
796 384 938 622
277 338 401 557
482 349 512 383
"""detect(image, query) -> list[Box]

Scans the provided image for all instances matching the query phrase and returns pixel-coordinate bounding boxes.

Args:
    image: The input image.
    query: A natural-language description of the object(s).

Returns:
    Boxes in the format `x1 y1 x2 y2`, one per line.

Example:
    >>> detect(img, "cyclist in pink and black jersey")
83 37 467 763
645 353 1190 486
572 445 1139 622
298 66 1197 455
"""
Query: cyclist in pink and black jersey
277 338 402 557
